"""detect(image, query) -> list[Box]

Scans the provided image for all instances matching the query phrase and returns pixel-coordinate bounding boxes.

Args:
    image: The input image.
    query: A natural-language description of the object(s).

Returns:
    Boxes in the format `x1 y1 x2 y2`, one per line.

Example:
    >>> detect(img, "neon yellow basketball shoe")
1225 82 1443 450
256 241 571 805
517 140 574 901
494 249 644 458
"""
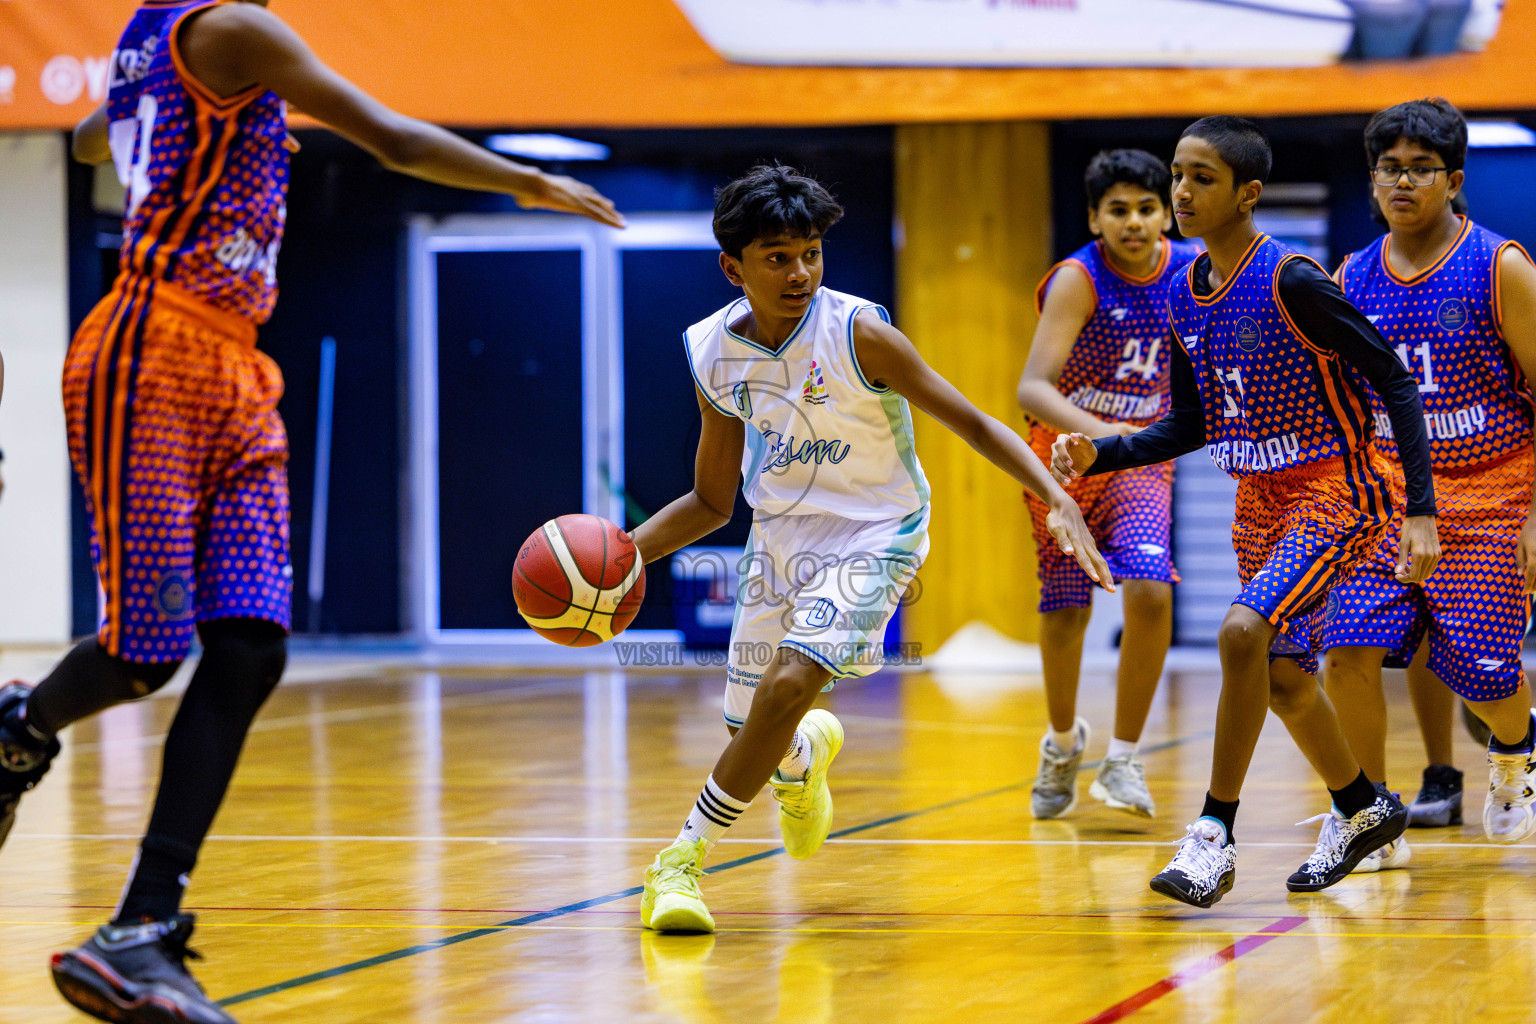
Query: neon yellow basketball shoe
641 838 715 933
769 709 845 859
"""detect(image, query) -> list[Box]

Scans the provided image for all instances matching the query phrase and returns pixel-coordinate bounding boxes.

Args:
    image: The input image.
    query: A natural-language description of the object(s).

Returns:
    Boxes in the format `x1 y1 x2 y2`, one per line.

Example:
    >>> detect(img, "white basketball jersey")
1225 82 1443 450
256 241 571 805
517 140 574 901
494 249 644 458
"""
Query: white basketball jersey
684 287 931 520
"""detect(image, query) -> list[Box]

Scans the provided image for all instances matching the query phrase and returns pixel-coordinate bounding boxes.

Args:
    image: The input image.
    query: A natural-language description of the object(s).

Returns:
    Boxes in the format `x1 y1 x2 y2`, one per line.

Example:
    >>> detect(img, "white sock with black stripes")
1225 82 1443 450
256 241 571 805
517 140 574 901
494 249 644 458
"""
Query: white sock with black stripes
678 775 752 849
776 727 813 782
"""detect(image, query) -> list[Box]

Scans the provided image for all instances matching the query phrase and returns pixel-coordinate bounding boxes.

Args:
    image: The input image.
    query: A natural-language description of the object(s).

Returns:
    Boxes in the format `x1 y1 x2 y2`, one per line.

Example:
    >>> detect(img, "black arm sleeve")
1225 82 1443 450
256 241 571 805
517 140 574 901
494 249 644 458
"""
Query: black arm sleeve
1085 337 1207 475
1276 259 1437 517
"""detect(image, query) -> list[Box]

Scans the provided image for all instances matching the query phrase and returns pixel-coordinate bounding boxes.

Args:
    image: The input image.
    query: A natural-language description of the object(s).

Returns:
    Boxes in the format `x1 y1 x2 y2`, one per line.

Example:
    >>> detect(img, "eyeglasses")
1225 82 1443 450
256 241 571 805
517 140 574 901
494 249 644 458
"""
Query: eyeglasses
1371 165 1450 188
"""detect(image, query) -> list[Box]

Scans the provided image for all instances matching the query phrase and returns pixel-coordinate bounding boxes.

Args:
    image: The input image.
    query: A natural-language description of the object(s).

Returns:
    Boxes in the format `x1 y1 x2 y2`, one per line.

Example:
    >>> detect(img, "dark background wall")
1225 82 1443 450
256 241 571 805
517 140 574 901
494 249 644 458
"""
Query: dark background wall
65 115 1536 642
66 126 895 639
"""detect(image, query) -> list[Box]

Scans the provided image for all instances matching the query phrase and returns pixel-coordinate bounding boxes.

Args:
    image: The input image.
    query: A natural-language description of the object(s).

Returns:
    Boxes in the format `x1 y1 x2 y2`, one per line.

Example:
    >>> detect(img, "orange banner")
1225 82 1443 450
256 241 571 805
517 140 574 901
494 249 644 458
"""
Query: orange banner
1 0 1533 130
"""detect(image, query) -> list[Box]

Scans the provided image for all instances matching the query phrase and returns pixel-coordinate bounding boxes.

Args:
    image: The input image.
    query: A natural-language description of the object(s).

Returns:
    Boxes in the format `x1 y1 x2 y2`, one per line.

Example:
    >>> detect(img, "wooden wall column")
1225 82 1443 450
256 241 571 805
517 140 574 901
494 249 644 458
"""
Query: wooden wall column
894 121 1054 652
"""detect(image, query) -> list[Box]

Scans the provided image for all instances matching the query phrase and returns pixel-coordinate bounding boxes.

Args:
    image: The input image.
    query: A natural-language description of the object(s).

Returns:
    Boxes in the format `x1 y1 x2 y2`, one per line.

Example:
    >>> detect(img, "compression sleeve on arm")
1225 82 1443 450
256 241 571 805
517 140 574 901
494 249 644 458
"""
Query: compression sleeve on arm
1086 337 1207 475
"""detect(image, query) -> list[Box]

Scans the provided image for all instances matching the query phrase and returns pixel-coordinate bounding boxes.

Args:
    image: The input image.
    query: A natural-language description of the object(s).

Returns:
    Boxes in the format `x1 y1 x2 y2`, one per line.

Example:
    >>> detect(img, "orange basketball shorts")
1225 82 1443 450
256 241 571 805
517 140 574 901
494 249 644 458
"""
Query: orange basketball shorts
1231 451 1392 671
63 274 292 663
1321 449 1534 701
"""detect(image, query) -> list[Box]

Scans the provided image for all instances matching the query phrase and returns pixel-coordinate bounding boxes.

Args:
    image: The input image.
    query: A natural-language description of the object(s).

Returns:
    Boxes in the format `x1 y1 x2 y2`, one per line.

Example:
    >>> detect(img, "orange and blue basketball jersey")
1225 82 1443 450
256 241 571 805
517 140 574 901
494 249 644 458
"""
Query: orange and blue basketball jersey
1025 238 1197 610
1166 235 1393 641
1168 235 1388 495
107 0 289 323
1323 219 1535 699
1035 238 1201 428
1339 218 1533 470
64 0 293 663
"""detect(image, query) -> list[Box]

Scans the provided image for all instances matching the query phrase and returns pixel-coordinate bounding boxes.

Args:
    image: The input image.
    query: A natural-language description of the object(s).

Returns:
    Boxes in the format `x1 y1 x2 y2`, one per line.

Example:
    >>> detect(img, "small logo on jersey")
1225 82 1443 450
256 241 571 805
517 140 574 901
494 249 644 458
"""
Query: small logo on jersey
1109 307 1129 322
801 360 828 405
1366 315 1383 324
1184 333 1201 349
1235 316 1262 352
1477 658 1507 672
1136 543 1166 556
1436 298 1469 333
732 382 752 418
1323 589 1341 626
153 573 194 621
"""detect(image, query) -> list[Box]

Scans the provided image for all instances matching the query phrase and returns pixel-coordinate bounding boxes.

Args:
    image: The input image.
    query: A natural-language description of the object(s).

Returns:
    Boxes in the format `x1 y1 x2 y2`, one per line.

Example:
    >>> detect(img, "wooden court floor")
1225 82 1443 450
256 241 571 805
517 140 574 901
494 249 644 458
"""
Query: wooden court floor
1 656 1532 1023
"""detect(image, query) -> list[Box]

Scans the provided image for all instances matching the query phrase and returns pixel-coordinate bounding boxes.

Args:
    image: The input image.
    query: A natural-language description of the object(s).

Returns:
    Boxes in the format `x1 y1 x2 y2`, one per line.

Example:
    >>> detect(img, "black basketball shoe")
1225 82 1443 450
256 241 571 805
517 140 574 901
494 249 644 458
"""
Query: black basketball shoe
52 914 237 1024
0 682 59 849
1407 763 1464 828
1149 818 1236 908
1286 787 1407 892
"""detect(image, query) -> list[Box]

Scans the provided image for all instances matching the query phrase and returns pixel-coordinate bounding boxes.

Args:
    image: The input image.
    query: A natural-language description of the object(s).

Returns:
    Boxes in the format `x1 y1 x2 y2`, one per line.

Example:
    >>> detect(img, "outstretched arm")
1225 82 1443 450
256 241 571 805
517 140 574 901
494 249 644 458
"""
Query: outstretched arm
854 310 1113 591
1497 246 1536 593
1017 263 1134 437
178 4 623 227
72 105 110 165
1053 336 1206 481
629 388 744 564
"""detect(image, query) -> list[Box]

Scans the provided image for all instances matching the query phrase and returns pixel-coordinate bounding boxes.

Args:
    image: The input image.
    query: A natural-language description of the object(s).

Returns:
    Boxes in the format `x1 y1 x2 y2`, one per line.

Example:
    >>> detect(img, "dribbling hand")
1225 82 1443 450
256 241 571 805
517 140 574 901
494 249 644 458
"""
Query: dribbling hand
1050 432 1097 484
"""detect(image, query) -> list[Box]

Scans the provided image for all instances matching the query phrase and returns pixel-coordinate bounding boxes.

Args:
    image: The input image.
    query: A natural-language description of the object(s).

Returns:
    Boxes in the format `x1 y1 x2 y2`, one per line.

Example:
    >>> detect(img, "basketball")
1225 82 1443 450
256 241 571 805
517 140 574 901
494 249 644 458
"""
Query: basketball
512 514 646 646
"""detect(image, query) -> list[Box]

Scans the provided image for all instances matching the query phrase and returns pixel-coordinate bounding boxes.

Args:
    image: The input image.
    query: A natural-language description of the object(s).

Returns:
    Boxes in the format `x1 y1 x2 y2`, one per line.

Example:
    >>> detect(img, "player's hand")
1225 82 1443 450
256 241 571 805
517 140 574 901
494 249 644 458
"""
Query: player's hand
518 172 627 228
1519 511 1536 593
1396 514 1440 584
1111 422 1142 437
1046 495 1115 594
1050 432 1097 483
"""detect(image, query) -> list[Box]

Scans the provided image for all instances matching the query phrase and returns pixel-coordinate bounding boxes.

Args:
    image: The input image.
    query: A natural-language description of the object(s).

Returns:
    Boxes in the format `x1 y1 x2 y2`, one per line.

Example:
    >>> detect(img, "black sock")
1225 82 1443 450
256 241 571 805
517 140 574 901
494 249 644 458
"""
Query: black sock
114 835 196 925
1200 792 1238 843
1330 771 1378 819
114 619 286 924
1490 714 1536 754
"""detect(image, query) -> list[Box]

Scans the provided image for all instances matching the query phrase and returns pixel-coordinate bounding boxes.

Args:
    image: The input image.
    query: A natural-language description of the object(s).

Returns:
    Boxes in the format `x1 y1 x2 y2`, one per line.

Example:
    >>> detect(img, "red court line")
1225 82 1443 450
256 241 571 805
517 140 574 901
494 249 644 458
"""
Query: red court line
1077 916 1307 1024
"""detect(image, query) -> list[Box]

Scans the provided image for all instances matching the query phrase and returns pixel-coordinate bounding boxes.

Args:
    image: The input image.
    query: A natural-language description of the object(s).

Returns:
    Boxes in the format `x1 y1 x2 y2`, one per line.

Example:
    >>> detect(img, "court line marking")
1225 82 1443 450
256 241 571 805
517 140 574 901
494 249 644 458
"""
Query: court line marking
1076 916 1308 1024
10 832 1511 851
6 920 1531 940
217 729 1213 1008
9 904 1536 926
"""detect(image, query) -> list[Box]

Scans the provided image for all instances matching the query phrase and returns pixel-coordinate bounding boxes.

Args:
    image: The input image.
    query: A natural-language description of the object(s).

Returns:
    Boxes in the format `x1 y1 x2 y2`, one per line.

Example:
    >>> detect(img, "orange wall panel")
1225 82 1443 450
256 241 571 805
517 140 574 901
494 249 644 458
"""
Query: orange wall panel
2 1 1535 130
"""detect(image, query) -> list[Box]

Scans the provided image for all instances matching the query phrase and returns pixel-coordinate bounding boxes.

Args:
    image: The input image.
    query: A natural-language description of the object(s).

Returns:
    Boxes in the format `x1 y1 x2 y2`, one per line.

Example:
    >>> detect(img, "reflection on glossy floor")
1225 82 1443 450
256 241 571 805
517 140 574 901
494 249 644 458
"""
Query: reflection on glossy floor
2 656 1533 1023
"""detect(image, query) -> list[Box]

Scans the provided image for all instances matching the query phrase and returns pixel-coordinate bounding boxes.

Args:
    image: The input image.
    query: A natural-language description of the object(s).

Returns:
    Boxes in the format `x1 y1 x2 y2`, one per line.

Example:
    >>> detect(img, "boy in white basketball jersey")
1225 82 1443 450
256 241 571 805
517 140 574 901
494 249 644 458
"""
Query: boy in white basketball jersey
633 165 1112 933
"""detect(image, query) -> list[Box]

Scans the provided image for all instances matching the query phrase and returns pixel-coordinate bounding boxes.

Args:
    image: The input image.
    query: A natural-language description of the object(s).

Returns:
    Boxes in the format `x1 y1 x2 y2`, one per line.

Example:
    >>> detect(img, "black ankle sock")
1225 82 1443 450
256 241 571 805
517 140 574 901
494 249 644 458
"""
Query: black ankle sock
1330 771 1378 819
1490 715 1536 754
1199 792 1238 843
114 835 197 925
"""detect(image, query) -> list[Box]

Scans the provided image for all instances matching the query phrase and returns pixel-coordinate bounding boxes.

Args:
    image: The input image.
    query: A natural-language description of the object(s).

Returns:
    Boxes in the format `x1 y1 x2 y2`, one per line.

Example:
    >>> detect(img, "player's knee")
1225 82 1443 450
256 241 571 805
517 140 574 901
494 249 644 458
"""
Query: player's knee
1267 666 1317 717
1041 604 1092 634
1321 647 1379 684
196 618 288 711
1122 580 1173 620
759 650 830 707
1216 610 1269 662
116 651 182 699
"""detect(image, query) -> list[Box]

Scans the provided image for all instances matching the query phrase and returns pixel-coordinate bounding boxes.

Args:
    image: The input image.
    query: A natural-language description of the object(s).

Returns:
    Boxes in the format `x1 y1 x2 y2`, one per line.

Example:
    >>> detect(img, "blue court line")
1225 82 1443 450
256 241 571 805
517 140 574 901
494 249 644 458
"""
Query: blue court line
219 728 1214 1008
